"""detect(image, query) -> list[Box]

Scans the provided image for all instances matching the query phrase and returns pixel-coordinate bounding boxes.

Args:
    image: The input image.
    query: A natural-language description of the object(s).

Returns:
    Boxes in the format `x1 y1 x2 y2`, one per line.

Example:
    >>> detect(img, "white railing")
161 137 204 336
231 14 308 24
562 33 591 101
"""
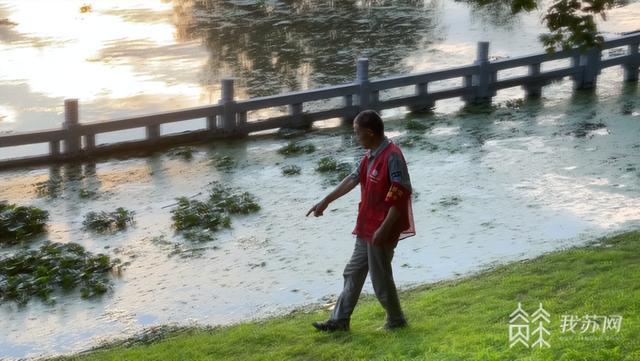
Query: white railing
0 33 638 169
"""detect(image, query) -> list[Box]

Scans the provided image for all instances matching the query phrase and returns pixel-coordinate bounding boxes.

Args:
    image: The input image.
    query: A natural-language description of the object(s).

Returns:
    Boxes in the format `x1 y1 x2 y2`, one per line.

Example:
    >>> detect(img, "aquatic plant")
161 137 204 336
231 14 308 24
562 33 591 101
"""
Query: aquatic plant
397 134 424 148
168 146 194 161
405 119 429 132
282 165 302 176
0 202 49 245
209 185 261 215
437 196 462 207
316 156 341 173
171 182 260 233
181 229 216 242
79 188 98 199
570 121 607 138
83 207 135 233
277 142 316 157
34 177 62 199
276 127 309 139
211 154 236 171
171 197 231 232
0 241 119 305
315 156 352 185
149 234 216 259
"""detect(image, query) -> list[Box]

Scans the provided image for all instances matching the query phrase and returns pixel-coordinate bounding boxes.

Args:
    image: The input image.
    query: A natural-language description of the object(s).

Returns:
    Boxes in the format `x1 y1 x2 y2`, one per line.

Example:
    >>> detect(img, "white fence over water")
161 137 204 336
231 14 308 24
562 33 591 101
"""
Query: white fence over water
0 34 638 170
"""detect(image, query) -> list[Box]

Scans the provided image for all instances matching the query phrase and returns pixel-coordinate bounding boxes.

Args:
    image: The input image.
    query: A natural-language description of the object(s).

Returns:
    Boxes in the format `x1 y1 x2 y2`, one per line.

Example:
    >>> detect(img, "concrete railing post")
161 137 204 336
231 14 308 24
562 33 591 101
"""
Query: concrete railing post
63 99 81 156
465 42 495 106
49 141 60 157
236 111 248 135
288 103 303 127
85 134 95 151
146 124 160 141
357 58 370 112
524 63 543 98
624 42 639 82
574 47 601 90
409 82 435 113
219 78 237 134
341 94 354 123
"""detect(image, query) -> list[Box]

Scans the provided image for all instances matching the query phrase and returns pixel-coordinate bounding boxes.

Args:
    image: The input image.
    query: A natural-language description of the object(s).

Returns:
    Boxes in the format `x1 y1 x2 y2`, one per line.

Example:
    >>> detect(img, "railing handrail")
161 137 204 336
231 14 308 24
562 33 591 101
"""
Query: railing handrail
0 33 638 169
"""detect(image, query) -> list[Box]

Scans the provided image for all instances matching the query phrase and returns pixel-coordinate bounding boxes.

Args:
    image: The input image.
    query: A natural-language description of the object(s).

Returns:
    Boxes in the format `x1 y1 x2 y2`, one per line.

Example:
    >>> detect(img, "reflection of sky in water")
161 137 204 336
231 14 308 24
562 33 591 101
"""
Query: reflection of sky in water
0 0 640 359
0 0 638 133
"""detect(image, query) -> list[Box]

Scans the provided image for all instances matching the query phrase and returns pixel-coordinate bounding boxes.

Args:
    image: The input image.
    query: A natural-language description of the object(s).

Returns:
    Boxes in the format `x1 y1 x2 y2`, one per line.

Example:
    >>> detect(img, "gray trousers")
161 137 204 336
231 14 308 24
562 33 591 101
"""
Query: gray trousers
330 237 405 322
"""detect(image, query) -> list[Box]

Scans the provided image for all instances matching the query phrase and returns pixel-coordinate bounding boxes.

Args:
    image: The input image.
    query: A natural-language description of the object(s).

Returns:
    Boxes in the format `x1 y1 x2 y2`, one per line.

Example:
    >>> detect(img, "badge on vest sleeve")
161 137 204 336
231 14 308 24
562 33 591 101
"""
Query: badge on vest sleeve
385 184 405 202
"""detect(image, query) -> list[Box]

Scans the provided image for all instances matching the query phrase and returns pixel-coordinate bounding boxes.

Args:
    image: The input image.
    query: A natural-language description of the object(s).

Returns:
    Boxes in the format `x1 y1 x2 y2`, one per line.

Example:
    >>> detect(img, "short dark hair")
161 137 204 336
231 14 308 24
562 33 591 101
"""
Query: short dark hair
354 110 384 136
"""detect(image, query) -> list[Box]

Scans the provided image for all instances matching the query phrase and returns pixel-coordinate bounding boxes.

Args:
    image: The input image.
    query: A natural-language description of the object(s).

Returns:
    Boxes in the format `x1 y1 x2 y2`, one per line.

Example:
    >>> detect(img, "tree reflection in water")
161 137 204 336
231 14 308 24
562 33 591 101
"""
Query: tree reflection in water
171 0 441 97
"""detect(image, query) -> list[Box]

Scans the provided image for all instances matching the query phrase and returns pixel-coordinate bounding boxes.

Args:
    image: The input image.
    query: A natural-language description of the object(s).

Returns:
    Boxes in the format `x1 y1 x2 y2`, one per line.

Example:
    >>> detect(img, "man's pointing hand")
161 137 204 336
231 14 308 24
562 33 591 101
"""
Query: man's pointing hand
306 199 329 217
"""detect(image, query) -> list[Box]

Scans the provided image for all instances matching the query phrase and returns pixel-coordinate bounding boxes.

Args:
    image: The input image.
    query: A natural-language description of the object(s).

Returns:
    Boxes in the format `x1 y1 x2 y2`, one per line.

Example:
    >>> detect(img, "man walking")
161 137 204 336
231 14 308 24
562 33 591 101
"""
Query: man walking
306 109 415 332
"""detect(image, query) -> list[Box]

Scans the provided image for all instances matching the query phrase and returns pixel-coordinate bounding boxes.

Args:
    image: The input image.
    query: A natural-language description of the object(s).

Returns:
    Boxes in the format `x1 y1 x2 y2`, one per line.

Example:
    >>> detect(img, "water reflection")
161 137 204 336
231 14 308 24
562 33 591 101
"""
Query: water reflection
174 0 442 96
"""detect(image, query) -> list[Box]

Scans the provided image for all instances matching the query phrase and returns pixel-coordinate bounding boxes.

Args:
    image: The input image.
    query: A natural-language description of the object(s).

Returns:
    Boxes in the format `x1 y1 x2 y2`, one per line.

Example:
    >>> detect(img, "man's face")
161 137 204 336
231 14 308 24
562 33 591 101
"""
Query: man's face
353 122 375 149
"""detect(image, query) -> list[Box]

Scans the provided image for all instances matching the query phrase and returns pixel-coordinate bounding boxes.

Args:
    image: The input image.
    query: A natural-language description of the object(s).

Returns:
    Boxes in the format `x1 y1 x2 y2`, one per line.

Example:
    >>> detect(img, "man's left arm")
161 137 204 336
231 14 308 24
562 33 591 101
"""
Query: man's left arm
372 152 412 245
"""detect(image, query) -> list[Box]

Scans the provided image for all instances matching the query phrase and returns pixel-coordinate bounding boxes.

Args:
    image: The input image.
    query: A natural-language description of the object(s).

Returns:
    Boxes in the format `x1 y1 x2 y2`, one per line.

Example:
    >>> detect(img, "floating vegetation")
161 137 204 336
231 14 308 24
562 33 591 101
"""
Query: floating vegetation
316 156 343 172
208 182 261 214
248 261 267 269
211 154 236 171
0 241 120 305
172 198 231 232
277 127 312 139
277 142 316 156
282 165 302 176
460 103 498 115
437 196 462 207
397 134 421 148
569 121 607 138
315 156 353 185
168 146 194 161
405 119 429 132
501 99 526 109
182 228 216 242
149 234 216 259
79 188 98 199
34 177 63 199
0 202 49 245
83 207 135 233
171 182 260 234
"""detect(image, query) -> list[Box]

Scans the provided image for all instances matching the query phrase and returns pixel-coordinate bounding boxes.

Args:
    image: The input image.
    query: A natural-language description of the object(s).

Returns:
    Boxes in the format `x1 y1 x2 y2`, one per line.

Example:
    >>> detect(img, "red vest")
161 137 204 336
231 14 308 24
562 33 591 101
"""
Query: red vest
352 142 415 244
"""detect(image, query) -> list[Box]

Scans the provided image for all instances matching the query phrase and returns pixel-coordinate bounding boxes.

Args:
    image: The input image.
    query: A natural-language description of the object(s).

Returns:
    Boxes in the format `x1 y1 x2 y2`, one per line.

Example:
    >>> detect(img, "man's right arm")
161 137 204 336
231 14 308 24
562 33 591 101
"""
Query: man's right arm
323 175 359 204
306 175 359 217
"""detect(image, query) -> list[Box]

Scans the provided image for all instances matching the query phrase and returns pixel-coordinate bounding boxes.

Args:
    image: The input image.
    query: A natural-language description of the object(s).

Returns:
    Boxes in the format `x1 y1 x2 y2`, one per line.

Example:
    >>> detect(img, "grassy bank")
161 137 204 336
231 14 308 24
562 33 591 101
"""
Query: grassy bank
57 230 640 361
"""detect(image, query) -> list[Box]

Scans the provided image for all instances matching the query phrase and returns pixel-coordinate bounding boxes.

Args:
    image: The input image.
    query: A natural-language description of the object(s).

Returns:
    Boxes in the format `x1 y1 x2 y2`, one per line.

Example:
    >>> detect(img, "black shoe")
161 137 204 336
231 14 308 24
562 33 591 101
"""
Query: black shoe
312 318 350 332
383 317 408 330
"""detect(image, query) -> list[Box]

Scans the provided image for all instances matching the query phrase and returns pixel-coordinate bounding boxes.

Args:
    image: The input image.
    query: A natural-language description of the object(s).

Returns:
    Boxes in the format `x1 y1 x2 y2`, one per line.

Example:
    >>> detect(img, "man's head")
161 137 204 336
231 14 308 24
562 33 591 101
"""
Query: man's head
353 110 384 149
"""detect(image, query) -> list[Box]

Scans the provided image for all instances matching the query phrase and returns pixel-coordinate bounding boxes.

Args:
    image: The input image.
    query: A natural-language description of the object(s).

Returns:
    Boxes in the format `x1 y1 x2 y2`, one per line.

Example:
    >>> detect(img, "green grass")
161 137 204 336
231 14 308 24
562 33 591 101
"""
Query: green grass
56 230 640 361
